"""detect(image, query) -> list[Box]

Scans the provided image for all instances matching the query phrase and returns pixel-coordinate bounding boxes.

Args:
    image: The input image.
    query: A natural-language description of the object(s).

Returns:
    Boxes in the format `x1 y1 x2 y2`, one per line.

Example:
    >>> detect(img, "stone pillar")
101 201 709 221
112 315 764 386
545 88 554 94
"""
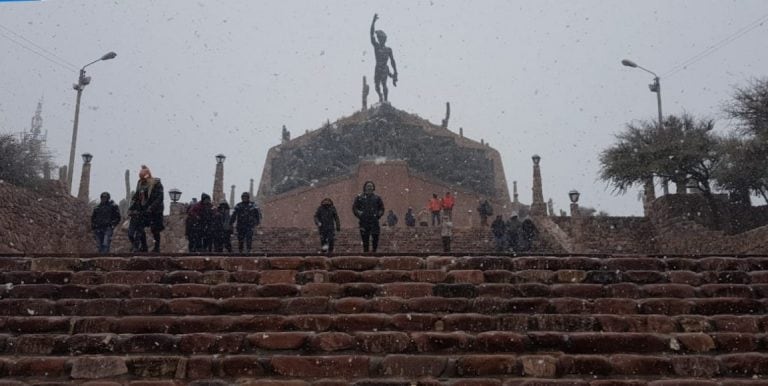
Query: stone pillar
459 127 463 137
43 162 50 180
77 154 92 202
661 178 669 195
249 178 254 198
230 185 236 208
547 198 555 216
212 154 226 204
513 181 519 203
642 177 655 216
125 169 131 204
362 76 369 110
570 202 580 217
530 154 547 216
675 180 686 194
59 166 67 182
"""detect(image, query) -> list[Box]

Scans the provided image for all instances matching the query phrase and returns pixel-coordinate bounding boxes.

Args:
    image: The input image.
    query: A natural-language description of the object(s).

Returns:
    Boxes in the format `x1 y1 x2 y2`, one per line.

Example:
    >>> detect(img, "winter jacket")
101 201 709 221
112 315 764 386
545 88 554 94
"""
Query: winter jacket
186 201 214 236
491 217 507 238
353 193 385 226
428 197 442 212
442 194 455 210
91 200 121 230
405 210 416 226
230 201 261 231
314 204 341 233
130 177 165 230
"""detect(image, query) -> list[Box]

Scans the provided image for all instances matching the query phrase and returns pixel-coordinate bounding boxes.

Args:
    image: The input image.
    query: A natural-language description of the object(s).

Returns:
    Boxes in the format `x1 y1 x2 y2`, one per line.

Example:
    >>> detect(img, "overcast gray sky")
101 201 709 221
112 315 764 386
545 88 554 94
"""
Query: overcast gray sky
1 0 767 216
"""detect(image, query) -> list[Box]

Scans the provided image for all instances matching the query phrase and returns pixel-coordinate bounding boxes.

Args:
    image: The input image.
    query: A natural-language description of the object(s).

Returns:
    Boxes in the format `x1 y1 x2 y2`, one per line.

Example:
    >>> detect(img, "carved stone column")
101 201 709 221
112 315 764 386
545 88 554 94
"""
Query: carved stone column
642 177 655 216
230 185 236 208
212 154 226 204
77 153 92 202
530 154 547 216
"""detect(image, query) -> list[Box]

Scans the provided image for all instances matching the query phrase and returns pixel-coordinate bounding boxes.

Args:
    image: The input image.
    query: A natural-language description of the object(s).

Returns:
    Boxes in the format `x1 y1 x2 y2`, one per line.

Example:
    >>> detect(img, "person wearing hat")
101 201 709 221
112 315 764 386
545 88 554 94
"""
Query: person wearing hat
212 200 233 253
186 193 213 252
230 192 261 253
314 197 340 254
352 180 385 253
91 192 121 254
128 165 165 252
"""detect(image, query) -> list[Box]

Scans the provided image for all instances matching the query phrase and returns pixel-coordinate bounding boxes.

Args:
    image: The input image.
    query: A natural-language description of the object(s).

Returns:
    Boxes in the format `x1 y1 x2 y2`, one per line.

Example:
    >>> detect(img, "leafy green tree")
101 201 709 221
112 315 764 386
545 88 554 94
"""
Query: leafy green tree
713 136 768 204
0 133 52 187
717 78 768 204
725 78 768 138
599 114 721 196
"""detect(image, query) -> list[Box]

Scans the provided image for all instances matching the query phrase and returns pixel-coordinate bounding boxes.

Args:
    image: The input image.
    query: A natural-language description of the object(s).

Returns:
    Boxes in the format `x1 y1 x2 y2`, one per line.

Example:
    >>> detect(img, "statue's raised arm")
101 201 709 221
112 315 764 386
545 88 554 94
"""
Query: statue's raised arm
370 14 379 47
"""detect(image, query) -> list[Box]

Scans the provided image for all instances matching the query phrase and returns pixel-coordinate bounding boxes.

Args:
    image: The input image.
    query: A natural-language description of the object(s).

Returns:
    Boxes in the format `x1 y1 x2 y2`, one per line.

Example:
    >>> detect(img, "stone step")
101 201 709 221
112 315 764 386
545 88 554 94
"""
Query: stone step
5 255 768 273
2 279 768 301
3 313 767 334
0 352 768 385
1 331 767 355
1 353 768 381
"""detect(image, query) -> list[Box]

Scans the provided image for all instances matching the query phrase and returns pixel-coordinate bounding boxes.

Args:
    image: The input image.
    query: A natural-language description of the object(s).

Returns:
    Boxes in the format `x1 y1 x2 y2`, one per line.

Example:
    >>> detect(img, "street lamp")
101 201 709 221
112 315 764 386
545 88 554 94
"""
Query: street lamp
81 153 93 164
169 189 182 203
67 51 117 194
621 59 663 130
215 154 226 164
568 189 580 217
623 58 666 204
568 189 580 203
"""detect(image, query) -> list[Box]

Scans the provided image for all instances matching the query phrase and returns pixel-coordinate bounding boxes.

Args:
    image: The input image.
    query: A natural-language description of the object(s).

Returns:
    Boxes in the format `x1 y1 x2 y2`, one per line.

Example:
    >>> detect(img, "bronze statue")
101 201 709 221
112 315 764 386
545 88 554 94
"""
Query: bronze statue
370 13 398 103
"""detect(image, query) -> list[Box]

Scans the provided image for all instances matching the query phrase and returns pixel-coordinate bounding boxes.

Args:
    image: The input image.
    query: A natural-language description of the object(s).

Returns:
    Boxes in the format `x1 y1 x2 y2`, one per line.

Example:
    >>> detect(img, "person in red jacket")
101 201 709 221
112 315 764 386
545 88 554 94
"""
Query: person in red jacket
428 193 442 226
442 191 455 220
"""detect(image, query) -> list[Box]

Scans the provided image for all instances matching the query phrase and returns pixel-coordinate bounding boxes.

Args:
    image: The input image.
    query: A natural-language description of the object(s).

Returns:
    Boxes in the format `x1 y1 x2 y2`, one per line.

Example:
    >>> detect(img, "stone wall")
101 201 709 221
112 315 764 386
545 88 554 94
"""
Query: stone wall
550 216 658 254
0 181 93 254
649 193 768 234
260 161 515 229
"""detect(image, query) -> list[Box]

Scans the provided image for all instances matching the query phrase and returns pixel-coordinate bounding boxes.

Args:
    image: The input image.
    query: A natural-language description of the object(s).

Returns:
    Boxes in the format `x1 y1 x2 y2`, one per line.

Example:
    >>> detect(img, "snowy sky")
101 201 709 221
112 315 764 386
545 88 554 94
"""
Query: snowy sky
1 0 767 215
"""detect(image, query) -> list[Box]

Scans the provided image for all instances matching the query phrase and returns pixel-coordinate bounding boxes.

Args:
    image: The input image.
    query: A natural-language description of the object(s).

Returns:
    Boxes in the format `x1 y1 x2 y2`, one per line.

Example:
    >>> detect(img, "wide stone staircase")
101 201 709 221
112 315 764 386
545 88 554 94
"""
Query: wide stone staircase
1 253 768 385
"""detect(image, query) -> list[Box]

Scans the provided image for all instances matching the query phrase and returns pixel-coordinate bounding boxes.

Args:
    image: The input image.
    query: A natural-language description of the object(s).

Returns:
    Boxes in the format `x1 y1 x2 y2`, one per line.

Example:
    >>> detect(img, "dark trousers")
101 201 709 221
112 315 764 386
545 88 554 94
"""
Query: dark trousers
237 227 254 253
214 231 232 253
319 229 335 253
431 211 441 226
360 227 380 253
442 236 451 253
93 227 114 254
128 220 147 252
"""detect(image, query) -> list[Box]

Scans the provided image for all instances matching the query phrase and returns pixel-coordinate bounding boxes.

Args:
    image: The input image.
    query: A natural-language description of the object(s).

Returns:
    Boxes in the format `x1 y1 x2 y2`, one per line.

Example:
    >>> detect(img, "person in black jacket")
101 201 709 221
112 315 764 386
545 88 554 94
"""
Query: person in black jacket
128 165 165 252
91 192 121 254
352 181 385 253
230 192 261 253
314 198 340 254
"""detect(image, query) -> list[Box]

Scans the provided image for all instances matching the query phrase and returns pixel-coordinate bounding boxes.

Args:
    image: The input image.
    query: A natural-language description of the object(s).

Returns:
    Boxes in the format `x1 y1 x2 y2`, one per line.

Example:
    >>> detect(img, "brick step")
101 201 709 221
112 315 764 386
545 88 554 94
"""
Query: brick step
5 256 768 274
1 353 768 381
1 297 765 316
2 331 768 356
3 313 767 334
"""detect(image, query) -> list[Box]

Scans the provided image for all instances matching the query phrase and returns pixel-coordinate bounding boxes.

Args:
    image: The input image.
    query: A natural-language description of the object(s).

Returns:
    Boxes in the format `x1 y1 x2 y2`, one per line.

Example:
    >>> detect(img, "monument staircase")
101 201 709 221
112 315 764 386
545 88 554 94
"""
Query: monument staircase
2 250 768 385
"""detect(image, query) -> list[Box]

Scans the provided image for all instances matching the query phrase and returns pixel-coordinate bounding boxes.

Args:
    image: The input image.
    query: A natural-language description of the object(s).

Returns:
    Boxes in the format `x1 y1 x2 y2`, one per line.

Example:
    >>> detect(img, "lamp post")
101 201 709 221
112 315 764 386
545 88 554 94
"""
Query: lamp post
621 59 663 129
169 188 183 215
622 58 664 208
67 51 117 194
568 189 580 217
